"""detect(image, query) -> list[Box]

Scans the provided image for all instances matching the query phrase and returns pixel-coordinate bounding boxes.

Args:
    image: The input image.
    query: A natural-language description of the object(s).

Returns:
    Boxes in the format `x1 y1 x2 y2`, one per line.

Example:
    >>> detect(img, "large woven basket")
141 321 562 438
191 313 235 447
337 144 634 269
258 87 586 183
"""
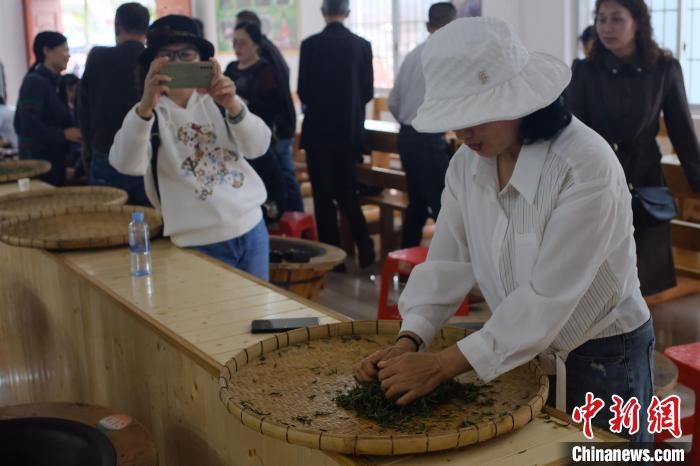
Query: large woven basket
0 205 162 250
0 160 52 182
269 237 346 300
219 320 548 456
0 186 128 219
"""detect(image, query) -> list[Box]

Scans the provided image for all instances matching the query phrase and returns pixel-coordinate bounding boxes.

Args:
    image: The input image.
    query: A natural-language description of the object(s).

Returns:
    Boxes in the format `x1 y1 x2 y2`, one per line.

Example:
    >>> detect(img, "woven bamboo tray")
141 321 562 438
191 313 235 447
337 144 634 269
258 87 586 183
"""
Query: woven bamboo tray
269 237 346 300
0 160 52 182
0 186 128 219
219 320 548 456
0 205 162 250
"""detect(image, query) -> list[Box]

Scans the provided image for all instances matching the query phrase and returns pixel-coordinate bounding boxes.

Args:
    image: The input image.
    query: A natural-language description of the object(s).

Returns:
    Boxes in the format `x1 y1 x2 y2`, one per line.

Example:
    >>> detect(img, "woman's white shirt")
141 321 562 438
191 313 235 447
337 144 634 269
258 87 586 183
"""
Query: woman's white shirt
398 117 650 382
109 93 270 247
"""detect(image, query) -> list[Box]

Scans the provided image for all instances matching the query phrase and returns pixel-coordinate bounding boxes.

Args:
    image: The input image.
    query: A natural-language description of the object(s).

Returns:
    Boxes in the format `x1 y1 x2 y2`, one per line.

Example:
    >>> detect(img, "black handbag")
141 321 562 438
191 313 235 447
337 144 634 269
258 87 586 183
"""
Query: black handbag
593 74 678 227
630 184 678 226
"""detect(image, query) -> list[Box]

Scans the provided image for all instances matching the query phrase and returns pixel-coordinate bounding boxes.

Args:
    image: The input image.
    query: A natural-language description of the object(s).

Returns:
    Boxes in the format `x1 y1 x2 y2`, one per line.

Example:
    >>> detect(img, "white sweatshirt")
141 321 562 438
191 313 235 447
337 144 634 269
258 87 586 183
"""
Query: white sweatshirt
110 93 270 247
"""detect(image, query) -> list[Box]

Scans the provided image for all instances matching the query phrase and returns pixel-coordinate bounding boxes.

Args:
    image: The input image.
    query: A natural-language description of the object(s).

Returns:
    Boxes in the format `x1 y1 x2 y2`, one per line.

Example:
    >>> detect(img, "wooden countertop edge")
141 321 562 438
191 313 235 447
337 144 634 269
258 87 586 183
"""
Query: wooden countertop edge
51 241 349 379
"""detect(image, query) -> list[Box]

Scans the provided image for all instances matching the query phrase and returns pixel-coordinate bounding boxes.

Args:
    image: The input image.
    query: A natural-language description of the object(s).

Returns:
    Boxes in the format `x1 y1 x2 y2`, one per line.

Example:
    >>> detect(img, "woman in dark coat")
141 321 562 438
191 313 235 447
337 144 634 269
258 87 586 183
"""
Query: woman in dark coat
565 0 700 296
14 32 81 186
225 21 302 223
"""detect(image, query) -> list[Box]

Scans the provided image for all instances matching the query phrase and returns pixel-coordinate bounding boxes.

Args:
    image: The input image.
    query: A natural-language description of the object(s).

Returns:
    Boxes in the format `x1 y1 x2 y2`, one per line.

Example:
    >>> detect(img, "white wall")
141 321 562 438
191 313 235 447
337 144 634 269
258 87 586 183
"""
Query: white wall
0 0 28 105
484 0 577 64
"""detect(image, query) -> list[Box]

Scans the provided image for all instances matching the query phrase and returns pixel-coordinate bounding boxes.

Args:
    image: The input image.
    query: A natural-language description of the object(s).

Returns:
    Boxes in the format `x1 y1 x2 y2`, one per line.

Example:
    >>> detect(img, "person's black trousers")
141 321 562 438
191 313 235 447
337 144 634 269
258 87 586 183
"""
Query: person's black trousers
305 148 374 261
397 125 450 248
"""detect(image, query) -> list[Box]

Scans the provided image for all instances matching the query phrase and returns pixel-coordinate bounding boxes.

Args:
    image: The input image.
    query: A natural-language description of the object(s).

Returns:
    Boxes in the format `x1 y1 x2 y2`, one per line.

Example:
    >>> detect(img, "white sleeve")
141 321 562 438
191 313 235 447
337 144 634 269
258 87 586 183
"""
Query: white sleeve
109 106 153 176
226 99 271 160
459 179 626 382
398 157 476 347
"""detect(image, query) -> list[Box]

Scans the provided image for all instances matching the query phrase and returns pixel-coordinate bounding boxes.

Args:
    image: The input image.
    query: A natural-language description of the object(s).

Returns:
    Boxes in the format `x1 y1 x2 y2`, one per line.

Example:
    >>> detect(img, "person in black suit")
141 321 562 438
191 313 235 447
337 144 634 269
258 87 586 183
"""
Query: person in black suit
298 0 375 269
78 2 150 205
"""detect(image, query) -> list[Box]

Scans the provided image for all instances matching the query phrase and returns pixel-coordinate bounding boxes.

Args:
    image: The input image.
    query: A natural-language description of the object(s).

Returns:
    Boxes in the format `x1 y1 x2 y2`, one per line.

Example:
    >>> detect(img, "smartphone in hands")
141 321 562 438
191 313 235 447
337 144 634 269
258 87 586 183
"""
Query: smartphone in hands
161 62 215 89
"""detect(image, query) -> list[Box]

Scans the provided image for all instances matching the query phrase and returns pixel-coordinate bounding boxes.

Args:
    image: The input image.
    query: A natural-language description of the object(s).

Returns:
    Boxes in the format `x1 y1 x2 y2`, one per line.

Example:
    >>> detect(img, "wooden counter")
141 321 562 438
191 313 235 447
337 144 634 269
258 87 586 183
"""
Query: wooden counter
0 190 621 465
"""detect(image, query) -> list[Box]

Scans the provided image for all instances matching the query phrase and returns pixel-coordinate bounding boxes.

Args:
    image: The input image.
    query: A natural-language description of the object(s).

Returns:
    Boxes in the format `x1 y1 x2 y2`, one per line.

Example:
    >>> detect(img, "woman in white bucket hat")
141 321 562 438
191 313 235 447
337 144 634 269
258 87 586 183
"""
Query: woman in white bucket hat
356 17 654 443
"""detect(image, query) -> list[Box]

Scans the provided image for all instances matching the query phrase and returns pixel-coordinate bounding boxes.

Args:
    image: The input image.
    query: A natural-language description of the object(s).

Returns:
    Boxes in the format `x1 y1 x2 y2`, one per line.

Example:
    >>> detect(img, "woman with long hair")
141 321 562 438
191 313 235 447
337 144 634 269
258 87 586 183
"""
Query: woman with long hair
14 31 81 186
565 0 700 297
225 21 303 222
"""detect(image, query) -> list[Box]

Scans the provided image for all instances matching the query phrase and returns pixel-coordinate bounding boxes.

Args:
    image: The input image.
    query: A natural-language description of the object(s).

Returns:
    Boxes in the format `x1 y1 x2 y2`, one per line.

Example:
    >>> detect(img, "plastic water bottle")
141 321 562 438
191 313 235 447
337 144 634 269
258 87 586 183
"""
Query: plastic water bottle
129 211 152 277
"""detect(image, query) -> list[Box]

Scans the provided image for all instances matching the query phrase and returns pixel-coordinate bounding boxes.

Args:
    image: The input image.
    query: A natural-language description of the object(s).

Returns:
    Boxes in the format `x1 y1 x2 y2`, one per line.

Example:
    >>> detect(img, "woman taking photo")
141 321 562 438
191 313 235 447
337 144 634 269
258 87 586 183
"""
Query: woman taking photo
14 31 81 186
110 15 272 280
355 17 654 444
225 21 303 221
565 0 700 296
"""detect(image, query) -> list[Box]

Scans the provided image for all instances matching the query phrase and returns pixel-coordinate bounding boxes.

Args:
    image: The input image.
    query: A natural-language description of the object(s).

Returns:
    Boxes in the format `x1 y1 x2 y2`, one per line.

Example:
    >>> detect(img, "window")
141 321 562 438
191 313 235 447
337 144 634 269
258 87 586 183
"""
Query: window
61 0 155 76
647 0 699 104
347 0 437 90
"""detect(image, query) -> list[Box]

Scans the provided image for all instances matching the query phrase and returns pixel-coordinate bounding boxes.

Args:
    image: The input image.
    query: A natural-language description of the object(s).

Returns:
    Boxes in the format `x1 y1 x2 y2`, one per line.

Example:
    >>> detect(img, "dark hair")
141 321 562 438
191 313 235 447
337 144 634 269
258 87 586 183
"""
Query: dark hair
236 10 261 29
590 0 669 69
579 25 594 44
518 96 572 145
58 73 79 105
234 22 263 45
30 31 67 73
428 2 457 30
322 0 350 17
115 2 150 35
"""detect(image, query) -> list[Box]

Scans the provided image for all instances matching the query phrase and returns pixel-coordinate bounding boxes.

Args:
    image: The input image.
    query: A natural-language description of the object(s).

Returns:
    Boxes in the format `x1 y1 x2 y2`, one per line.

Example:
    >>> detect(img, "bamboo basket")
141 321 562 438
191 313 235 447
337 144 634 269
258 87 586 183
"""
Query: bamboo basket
269 237 346 300
0 186 128 219
219 321 548 456
0 205 162 250
0 160 51 182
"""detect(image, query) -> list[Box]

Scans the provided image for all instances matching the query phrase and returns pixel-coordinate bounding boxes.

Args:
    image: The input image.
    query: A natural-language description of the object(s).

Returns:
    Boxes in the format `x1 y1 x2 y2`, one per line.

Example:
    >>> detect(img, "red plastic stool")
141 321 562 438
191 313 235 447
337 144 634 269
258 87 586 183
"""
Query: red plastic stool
377 246 469 320
269 212 318 240
659 342 699 462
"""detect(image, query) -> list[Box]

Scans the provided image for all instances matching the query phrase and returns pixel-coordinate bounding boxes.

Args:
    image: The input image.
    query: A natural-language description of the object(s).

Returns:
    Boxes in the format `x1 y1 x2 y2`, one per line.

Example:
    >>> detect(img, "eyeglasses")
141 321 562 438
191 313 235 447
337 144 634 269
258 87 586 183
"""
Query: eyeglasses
155 47 199 62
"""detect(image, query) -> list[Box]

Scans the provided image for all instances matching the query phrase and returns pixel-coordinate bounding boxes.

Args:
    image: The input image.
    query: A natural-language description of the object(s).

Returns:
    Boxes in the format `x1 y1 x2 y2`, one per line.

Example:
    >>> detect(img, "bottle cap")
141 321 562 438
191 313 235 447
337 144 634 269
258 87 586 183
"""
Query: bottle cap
131 211 145 222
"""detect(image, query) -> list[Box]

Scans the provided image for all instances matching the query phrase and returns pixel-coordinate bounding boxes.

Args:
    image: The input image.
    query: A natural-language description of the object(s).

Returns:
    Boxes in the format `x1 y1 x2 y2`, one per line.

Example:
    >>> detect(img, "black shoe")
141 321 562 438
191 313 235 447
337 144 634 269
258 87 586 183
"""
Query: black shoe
358 246 376 269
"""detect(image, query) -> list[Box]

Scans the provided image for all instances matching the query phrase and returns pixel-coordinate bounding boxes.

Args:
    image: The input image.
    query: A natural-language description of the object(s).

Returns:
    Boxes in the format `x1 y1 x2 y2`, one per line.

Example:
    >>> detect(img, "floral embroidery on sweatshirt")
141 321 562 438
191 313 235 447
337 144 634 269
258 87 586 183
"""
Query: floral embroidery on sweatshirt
177 123 244 201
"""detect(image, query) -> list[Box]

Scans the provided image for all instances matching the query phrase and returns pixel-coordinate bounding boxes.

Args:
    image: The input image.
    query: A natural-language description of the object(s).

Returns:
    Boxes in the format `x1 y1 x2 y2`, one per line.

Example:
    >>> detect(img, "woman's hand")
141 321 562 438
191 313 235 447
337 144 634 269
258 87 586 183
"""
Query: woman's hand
137 56 171 119
201 58 242 117
353 338 416 384
63 127 81 143
377 345 472 406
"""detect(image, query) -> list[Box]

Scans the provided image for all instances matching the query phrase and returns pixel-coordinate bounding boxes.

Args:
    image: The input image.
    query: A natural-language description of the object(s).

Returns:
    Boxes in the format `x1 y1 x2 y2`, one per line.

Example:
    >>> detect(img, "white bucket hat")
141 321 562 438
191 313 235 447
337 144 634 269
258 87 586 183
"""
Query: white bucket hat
412 17 572 133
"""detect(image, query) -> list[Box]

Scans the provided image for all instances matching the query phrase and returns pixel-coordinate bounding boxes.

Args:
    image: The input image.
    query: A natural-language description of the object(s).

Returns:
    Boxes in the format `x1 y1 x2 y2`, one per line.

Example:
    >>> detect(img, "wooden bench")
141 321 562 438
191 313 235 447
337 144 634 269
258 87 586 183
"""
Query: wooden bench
340 164 408 256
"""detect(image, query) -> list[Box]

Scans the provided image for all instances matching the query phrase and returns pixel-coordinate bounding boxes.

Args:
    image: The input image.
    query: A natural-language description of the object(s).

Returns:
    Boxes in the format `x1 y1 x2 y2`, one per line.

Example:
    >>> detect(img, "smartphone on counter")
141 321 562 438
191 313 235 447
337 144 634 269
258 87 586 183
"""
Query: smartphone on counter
251 317 320 334
161 62 215 89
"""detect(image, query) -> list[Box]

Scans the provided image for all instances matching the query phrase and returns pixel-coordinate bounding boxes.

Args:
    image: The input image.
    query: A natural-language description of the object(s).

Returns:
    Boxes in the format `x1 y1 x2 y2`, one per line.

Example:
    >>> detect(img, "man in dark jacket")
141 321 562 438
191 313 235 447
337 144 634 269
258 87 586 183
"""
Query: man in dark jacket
298 0 375 268
79 2 150 205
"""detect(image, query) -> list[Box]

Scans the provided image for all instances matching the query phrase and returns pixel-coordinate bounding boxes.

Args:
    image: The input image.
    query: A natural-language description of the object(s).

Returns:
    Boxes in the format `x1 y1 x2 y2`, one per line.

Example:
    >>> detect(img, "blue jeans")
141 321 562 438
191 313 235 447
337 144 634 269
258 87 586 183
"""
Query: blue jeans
190 219 269 281
550 318 655 444
90 155 151 206
273 138 304 213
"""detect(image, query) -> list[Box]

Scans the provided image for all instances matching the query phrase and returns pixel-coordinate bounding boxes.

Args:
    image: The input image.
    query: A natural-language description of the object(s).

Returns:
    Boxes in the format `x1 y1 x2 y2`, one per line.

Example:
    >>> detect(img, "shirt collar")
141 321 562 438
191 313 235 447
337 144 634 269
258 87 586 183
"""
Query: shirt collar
508 139 550 204
470 139 550 204
602 49 643 75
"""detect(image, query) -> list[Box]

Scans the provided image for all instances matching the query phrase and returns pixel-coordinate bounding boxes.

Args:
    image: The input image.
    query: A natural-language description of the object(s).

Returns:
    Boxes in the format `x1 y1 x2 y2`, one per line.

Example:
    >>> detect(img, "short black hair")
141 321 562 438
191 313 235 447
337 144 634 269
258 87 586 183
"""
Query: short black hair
235 22 263 45
115 2 150 35
428 2 457 30
579 25 594 44
236 10 261 29
519 96 572 145
322 0 350 16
